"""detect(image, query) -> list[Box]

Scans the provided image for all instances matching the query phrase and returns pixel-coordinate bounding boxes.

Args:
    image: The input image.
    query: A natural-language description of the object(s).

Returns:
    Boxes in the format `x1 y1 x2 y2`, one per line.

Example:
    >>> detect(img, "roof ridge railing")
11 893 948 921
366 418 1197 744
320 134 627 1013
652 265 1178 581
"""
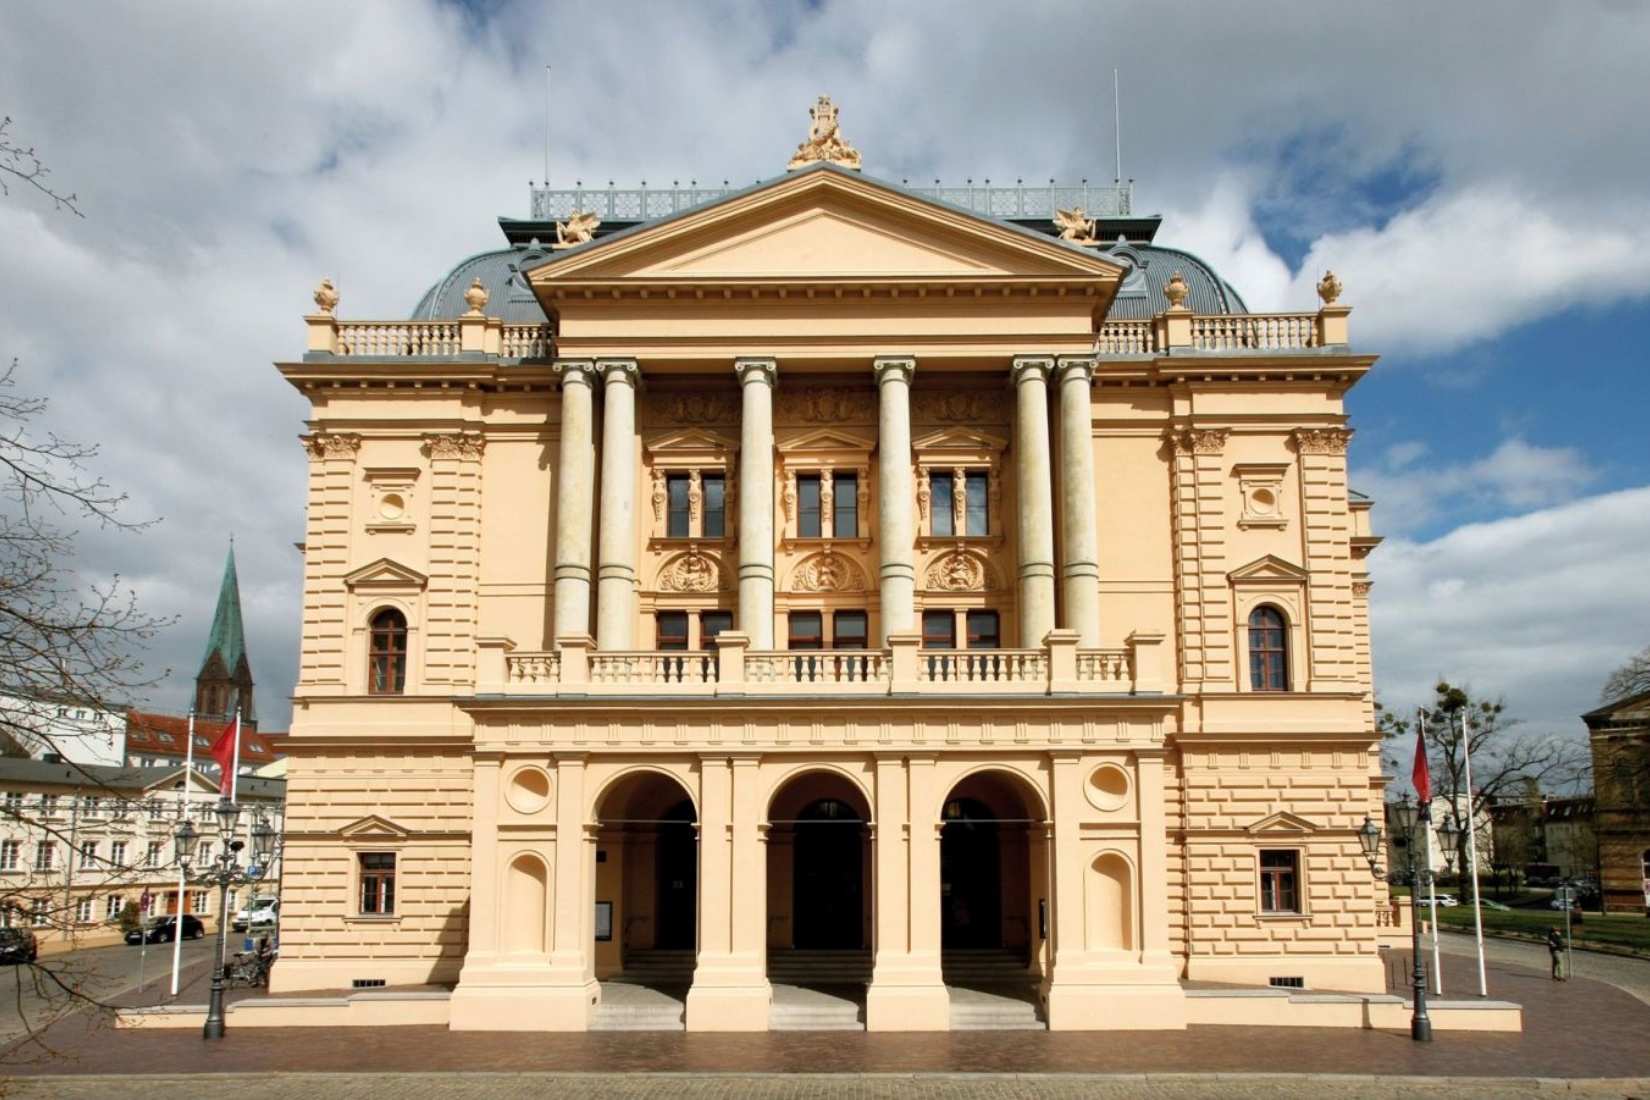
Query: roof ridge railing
528 179 1133 222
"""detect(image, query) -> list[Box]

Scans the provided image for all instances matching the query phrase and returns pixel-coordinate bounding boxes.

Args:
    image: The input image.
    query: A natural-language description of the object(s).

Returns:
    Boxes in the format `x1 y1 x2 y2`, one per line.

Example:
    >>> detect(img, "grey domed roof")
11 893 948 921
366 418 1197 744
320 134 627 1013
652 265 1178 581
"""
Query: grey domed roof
410 245 552 323
1099 241 1248 319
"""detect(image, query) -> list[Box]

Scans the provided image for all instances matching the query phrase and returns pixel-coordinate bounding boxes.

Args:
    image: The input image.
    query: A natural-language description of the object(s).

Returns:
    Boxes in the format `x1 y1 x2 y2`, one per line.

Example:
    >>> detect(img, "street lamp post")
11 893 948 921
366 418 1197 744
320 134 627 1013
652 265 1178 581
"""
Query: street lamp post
175 798 275 1040
1359 795 1460 1043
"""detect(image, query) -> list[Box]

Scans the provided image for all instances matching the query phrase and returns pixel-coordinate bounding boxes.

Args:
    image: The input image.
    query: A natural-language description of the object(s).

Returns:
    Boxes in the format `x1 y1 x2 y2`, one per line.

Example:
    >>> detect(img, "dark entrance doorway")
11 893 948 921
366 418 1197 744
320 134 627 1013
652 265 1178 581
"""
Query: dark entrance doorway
941 797 1002 948
655 799 697 950
792 798 865 949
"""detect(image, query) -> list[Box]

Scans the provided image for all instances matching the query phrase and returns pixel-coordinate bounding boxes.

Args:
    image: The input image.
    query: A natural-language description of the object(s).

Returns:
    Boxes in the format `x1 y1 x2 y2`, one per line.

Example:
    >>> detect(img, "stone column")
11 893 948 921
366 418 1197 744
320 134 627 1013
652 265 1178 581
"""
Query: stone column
866 752 949 1030
1011 357 1056 647
595 359 640 649
735 359 777 649
552 361 597 640
874 357 917 643
1056 357 1101 647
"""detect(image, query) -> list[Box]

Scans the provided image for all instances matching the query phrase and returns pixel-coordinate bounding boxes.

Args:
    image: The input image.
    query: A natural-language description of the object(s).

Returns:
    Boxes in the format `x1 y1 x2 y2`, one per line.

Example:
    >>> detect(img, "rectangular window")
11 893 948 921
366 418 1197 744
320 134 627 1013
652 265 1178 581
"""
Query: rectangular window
656 611 689 651
666 474 691 538
1259 849 1301 914
797 475 822 538
31 906 48 928
40 795 58 818
75 898 93 924
3 791 22 815
359 853 397 915
110 841 127 868
833 473 858 537
145 842 162 869
929 471 954 537
922 610 956 649
833 610 868 649
702 473 726 538
34 842 55 871
965 471 988 535
966 610 1000 649
700 611 733 649
105 895 123 921
192 890 207 914
788 611 824 650
0 841 17 871
78 842 97 870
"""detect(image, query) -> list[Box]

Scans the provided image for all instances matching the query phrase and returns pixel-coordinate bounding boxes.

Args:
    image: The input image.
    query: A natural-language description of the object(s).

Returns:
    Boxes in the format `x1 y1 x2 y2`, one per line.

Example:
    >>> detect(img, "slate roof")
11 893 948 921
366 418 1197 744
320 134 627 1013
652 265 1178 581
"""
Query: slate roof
124 711 284 766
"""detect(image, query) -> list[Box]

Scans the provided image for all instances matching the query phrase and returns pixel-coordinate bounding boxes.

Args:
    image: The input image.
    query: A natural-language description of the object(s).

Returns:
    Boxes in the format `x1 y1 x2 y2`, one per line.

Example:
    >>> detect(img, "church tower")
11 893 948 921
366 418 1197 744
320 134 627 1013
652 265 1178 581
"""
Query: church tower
195 545 256 727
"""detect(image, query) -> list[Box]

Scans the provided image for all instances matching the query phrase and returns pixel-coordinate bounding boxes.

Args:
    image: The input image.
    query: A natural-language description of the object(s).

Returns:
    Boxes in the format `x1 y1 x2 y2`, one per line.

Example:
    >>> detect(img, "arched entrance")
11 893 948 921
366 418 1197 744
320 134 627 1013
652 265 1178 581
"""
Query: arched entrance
938 771 1045 957
767 772 872 968
593 771 698 977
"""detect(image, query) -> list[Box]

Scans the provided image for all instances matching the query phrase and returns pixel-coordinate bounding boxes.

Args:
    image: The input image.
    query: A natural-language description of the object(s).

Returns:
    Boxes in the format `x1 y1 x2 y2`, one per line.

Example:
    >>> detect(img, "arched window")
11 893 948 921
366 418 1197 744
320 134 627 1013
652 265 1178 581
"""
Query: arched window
368 609 408 694
1248 606 1289 692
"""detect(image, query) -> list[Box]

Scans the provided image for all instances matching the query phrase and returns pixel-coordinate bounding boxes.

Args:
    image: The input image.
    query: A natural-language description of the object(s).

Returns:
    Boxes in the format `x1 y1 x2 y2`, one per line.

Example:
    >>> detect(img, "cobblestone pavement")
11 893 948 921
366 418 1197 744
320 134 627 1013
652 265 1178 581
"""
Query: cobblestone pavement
1 945 1647 1095
1438 927 1650 1007
4 1073 1650 1099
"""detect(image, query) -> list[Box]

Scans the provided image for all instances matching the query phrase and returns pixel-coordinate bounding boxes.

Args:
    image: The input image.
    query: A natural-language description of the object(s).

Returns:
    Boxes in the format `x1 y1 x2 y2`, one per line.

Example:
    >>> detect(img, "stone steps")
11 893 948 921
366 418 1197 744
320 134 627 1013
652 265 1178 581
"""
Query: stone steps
590 982 685 1031
947 984 1045 1030
767 949 872 985
769 983 864 1031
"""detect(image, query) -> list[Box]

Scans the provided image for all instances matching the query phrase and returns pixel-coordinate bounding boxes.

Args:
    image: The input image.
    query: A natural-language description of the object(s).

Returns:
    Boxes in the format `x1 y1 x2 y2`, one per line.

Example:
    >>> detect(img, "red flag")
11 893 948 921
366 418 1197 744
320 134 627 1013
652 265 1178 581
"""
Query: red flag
209 716 239 793
1412 721 1432 806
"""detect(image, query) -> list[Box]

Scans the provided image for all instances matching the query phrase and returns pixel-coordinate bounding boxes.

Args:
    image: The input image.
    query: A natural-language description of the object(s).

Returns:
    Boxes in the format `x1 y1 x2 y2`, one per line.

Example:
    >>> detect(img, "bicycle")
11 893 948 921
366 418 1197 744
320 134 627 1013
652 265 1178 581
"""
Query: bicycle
223 949 274 988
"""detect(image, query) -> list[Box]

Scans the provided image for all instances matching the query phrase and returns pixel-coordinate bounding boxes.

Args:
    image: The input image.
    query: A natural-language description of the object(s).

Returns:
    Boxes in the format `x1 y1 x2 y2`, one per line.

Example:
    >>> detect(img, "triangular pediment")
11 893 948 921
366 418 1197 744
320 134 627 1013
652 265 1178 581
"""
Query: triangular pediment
645 427 737 454
344 558 428 591
912 425 1009 453
1228 555 1309 584
339 815 411 840
1246 811 1319 836
527 167 1124 286
785 427 875 453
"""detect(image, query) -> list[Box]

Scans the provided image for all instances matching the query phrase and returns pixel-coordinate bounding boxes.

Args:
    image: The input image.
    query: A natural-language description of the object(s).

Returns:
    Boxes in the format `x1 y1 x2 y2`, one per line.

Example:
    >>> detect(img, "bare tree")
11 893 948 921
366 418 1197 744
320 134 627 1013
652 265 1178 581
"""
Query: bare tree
1600 644 1650 704
0 117 81 216
1378 681 1589 897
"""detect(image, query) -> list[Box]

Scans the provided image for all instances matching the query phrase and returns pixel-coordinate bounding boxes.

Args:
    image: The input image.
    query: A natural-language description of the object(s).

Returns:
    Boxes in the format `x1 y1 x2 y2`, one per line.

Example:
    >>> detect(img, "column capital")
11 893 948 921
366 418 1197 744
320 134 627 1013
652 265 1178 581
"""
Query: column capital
1055 356 1096 384
554 359 597 387
872 356 916 385
595 358 640 387
1010 355 1054 383
734 357 777 386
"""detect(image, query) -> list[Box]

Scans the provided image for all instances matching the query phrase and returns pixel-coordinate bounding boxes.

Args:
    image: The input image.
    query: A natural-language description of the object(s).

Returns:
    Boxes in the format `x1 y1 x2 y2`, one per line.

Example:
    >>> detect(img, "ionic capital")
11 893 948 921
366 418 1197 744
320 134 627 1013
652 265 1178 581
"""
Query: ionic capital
734 357 778 387
596 358 640 388
1010 356 1054 384
554 359 597 388
872 356 916 386
1055 356 1096 385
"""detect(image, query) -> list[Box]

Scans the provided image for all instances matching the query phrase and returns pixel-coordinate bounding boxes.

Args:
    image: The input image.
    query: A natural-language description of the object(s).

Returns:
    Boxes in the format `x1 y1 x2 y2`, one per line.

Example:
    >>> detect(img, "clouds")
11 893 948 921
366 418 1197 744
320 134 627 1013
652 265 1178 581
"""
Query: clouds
0 0 1647 736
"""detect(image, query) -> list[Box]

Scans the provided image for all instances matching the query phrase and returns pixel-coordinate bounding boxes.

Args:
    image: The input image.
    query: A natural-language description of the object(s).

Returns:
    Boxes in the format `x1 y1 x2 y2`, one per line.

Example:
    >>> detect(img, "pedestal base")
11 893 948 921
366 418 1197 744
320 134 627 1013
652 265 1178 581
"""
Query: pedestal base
684 981 773 1031
448 979 598 1031
1044 981 1188 1031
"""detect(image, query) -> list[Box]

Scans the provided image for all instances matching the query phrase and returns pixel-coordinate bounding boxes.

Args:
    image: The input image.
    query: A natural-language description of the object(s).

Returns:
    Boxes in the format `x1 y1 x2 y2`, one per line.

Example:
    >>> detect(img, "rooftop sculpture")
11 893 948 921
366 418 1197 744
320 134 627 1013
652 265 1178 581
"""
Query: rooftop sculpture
788 95 862 171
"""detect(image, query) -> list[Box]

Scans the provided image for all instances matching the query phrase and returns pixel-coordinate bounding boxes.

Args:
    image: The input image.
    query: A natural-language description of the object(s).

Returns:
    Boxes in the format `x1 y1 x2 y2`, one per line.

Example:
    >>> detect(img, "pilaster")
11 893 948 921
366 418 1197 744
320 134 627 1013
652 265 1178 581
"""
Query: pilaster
686 753 771 1030
866 753 949 1030
297 431 359 691
1293 428 1358 690
422 431 485 687
1168 427 1233 690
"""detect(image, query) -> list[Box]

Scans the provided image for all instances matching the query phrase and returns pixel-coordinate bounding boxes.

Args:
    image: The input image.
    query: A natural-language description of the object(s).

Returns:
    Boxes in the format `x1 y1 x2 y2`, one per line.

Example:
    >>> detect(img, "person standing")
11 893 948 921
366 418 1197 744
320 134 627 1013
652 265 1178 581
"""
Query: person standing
1547 926 1567 981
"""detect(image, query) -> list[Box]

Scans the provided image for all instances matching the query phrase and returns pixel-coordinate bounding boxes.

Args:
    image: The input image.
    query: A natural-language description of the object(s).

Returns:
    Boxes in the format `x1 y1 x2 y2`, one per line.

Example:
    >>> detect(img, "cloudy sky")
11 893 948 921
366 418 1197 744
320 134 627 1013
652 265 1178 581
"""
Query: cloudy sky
2 1 1646 747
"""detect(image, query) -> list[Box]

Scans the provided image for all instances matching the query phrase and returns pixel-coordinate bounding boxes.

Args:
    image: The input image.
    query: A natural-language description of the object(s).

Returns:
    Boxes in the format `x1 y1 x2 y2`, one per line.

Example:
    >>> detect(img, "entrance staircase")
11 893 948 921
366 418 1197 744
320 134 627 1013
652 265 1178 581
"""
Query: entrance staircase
766 948 873 986
943 948 1045 1030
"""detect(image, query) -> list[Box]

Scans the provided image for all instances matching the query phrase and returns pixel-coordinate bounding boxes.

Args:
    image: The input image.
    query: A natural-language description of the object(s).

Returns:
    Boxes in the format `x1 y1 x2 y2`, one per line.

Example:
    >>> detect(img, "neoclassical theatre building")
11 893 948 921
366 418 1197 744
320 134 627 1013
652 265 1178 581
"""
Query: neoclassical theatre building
272 102 1391 1032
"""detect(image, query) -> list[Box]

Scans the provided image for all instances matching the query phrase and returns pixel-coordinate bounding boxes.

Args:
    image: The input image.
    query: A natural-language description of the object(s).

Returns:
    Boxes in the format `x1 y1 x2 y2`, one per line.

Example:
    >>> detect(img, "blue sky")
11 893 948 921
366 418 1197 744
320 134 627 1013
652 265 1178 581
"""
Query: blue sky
1 0 1647 746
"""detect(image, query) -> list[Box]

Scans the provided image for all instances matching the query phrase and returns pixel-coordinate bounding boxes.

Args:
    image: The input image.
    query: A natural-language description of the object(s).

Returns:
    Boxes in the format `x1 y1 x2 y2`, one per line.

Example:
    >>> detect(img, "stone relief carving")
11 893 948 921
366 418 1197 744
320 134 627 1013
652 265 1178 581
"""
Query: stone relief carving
1352 581 1372 598
658 548 723 593
651 470 666 522
553 210 601 249
911 391 1006 426
791 548 868 592
916 476 931 522
1171 428 1230 456
775 387 876 425
856 467 870 530
782 471 797 522
787 95 862 171
1293 428 1354 455
647 392 736 426
923 550 995 592
302 432 360 460
423 432 485 460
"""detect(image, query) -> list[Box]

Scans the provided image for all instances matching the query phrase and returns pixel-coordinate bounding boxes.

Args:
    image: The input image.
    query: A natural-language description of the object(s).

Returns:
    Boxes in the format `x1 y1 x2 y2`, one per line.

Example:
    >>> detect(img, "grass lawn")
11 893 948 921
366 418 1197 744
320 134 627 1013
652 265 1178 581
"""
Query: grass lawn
1429 905 1650 954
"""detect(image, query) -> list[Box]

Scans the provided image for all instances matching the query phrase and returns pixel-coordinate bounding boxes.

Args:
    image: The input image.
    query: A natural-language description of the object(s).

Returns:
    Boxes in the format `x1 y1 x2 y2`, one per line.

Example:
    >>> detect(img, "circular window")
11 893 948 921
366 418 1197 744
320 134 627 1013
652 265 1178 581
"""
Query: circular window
1085 763 1131 812
505 766 552 815
378 493 406 521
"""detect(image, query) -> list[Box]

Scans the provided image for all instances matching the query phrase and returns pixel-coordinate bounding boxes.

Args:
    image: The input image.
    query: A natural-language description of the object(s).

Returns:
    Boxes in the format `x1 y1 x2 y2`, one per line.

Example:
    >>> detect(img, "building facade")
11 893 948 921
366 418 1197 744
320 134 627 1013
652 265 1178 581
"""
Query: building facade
271 105 1387 1031
1586 690 1650 913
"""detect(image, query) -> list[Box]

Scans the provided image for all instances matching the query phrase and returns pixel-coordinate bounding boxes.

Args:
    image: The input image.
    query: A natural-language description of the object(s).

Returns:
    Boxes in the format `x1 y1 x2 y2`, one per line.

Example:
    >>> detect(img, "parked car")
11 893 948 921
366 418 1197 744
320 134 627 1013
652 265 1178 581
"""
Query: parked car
124 915 206 945
232 895 279 933
1430 894 1459 907
0 927 38 964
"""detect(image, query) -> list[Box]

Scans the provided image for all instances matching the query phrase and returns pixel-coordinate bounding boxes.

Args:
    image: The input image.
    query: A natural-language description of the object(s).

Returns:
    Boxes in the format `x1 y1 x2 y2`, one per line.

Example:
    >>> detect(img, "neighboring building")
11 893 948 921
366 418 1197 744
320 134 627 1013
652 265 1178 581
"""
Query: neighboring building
1487 795 1596 884
1585 690 1650 913
0 692 125 767
272 102 1388 1032
0 758 284 936
123 712 283 776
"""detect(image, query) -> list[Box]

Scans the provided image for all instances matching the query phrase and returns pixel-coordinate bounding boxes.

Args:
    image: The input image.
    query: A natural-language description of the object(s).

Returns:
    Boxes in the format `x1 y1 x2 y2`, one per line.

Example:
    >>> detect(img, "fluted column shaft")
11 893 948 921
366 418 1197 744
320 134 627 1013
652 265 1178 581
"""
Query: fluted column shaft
552 361 597 639
874 357 917 642
595 359 640 649
735 359 777 649
1056 357 1101 647
1012 357 1056 647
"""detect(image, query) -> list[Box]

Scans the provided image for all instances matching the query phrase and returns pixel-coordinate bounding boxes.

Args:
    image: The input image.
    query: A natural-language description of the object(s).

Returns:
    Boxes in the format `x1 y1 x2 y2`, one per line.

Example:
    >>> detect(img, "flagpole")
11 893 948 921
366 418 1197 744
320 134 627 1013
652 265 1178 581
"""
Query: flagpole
1418 714 1443 994
229 708 242 804
1461 709 1488 996
171 710 194 996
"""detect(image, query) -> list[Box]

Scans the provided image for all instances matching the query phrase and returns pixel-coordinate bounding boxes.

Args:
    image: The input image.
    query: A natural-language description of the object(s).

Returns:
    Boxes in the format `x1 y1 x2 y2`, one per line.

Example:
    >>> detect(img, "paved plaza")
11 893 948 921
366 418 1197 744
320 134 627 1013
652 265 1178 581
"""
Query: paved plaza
1 936 1647 1097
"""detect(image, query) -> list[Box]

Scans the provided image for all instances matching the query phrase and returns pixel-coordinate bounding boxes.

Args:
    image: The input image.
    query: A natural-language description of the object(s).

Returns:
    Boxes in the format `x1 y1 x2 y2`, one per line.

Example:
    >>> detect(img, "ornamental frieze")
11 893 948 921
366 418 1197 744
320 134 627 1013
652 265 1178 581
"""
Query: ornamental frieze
1170 428 1230 456
923 550 998 592
775 387 876 426
644 392 737 427
301 432 361 461
1293 428 1354 455
423 432 485 460
789 547 868 592
911 391 1007 426
657 548 725 593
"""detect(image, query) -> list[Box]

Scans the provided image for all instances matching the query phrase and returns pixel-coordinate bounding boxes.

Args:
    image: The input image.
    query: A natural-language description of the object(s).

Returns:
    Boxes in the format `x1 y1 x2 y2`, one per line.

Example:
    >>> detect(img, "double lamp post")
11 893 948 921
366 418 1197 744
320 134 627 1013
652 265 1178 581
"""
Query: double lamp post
1358 793 1460 1043
175 798 276 1040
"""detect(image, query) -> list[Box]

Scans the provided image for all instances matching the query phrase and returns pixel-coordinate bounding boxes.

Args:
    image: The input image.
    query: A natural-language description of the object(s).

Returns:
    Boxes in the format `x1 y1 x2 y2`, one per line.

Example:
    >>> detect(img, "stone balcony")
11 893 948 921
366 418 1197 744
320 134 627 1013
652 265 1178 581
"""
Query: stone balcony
475 629 1165 699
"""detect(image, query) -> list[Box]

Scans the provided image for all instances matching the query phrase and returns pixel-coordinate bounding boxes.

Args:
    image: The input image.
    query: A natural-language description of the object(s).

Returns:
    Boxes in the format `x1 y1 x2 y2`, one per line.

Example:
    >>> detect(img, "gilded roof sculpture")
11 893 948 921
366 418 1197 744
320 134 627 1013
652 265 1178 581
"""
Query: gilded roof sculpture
788 95 862 171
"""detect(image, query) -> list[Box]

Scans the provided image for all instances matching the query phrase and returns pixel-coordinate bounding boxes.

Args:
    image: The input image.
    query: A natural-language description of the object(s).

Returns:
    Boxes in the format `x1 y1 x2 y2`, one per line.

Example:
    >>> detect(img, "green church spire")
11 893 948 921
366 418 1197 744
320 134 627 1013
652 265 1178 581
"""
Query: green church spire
196 543 254 723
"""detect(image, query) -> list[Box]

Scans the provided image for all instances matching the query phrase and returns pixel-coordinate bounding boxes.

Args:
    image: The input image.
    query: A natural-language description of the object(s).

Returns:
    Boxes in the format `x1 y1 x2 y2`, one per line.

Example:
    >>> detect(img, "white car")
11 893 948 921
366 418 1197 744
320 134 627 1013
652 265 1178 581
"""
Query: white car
233 895 280 931
1430 894 1459 907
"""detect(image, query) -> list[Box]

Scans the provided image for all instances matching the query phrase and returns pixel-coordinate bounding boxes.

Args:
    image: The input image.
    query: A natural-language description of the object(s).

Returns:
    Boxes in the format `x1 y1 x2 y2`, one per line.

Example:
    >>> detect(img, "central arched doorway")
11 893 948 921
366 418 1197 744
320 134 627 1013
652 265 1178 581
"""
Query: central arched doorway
940 797 1001 948
937 770 1047 985
766 771 873 992
655 799 698 949
793 798 865 949
593 771 698 984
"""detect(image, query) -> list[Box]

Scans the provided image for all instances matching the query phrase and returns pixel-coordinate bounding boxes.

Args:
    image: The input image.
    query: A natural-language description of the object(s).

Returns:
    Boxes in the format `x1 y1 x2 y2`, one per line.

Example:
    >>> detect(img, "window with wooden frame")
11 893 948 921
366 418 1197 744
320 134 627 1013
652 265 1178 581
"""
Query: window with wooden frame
777 428 873 548
1258 849 1301 914
1248 606 1289 692
369 608 408 694
358 852 397 915
922 610 956 649
646 428 736 545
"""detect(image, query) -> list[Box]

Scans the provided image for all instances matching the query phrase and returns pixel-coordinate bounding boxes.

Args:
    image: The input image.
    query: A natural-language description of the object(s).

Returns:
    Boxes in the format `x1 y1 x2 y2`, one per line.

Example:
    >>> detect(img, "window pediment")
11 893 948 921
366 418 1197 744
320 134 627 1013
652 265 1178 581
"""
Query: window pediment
338 815 411 841
1245 811 1319 837
344 558 429 592
911 425 1008 465
1227 555 1309 585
